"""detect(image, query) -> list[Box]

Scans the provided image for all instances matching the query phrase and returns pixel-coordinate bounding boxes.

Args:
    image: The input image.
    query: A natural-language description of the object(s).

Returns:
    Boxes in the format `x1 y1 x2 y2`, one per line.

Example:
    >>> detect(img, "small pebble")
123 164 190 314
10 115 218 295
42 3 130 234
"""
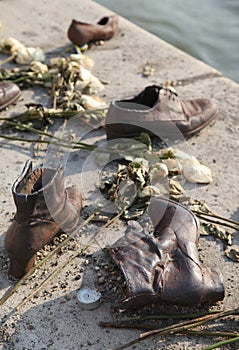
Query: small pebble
98 277 105 284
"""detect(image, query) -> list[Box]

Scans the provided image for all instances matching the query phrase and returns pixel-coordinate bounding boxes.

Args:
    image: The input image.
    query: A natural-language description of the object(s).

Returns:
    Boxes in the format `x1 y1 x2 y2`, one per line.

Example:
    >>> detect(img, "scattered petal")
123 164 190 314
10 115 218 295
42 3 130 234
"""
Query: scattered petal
70 53 94 70
162 158 182 173
80 95 107 109
183 161 213 184
30 61 48 74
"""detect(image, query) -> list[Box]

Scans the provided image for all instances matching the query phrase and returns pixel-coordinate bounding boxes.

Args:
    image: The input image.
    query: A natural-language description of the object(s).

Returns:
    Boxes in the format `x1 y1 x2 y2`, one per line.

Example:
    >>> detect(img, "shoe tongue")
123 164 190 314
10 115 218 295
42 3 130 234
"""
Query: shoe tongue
158 87 185 117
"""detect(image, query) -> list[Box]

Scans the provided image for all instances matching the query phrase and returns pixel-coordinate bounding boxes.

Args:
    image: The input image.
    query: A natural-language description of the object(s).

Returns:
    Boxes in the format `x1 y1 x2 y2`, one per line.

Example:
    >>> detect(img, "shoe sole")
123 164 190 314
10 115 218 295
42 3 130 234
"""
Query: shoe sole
182 110 219 138
0 90 21 111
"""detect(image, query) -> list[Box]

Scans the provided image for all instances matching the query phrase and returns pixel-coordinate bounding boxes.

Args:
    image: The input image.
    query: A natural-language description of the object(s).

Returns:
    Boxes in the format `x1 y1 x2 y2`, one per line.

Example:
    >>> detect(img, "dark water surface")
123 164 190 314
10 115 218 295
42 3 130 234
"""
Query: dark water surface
96 0 239 83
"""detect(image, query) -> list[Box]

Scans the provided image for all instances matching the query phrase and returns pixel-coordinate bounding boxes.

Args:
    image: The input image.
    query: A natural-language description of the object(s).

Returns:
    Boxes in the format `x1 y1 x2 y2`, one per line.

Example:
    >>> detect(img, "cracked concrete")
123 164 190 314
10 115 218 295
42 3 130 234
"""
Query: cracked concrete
0 0 238 349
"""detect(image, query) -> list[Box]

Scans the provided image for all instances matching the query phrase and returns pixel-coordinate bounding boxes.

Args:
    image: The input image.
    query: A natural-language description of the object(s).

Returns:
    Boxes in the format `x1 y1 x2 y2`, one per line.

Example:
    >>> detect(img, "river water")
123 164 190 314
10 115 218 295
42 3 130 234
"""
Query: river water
96 0 239 83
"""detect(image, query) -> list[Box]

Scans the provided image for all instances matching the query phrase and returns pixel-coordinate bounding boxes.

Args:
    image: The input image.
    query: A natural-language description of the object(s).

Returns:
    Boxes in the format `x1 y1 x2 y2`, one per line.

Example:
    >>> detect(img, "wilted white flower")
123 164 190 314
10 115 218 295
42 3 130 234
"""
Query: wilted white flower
75 66 104 93
1 37 24 54
70 53 94 70
183 161 213 184
15 47 45 64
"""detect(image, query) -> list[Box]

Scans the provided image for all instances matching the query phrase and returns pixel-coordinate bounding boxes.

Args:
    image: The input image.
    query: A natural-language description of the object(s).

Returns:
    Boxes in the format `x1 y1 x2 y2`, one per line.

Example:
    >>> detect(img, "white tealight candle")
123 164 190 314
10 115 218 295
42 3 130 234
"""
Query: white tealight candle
77 287 101 310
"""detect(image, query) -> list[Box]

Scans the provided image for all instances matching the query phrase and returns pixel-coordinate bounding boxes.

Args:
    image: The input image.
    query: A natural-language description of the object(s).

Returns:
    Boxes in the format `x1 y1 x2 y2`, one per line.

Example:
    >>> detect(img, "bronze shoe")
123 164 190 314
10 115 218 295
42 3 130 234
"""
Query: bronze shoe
67 15 118 47
105 85 218 140
109 198 224 308
4 160 82 279
0 81 21 111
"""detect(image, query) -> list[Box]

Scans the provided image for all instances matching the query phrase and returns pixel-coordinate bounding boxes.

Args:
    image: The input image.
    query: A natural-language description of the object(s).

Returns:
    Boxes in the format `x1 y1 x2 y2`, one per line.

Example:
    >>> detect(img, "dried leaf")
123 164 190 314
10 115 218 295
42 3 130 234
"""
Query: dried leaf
200 223 232 245
168 179 185 197
80 95 107 110
225 247 239 262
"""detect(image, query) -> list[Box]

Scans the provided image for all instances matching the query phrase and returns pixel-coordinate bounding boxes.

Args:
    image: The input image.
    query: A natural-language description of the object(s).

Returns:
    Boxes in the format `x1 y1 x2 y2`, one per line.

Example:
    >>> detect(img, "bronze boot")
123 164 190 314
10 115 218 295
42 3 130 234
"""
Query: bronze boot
109 198 224 308
4 160 82 279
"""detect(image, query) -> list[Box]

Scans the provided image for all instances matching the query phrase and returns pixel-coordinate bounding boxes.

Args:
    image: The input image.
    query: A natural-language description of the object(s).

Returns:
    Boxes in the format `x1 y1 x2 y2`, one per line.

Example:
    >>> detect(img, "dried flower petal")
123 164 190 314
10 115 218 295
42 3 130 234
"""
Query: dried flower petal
80 95 107 109
183 161 213 184
150 163 169 182
50 57 67 67
70 53 94 70
30 61 48 74
162 158 182 173
76 66 104 93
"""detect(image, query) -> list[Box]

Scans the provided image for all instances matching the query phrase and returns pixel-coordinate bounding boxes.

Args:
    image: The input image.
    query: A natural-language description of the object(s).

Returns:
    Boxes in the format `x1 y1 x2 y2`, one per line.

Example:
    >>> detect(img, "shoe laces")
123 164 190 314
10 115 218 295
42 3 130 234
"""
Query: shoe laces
160 85 178 100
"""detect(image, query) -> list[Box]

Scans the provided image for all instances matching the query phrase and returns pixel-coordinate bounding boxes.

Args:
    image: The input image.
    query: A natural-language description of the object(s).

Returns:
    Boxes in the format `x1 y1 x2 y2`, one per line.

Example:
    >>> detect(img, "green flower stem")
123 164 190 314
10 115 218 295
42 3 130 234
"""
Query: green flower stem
181 330 239 338
115 310 221 322
192 210 239 227
196 214 239 233
0 54 16 66
111 308 239 350
0 133 94 150
203 335 239 350
0 133 147 155
0 119 95 149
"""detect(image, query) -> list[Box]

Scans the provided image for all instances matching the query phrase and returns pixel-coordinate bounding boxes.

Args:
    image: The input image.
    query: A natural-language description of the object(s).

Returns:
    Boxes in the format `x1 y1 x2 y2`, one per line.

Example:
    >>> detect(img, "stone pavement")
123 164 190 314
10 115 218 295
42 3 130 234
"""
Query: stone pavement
0 0 238 349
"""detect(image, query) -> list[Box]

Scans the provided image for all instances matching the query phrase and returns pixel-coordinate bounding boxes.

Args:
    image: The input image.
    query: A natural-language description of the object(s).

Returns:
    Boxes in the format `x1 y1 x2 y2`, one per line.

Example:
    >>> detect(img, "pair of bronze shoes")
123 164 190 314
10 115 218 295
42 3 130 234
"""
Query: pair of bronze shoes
4 161 224 308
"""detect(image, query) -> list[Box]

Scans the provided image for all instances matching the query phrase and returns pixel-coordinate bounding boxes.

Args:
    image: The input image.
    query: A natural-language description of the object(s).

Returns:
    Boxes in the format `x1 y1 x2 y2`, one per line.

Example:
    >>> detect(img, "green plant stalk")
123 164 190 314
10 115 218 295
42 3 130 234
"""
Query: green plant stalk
0 119 95 149
100 319 239 338
181 330 239 338
0 107 107 122
203 335 239 350
0 133 94 150
192 210 239 226
12 75 38 84
0 211 97 306
0 54 16 66
111 308 239 350
115 310 221 322
0 133 147 156
196 214 239 232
